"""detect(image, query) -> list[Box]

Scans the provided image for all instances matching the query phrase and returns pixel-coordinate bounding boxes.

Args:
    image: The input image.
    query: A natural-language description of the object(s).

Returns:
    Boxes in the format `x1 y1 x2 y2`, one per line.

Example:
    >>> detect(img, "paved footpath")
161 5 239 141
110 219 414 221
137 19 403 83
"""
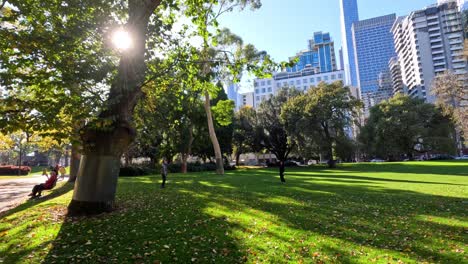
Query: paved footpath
0 176 68 214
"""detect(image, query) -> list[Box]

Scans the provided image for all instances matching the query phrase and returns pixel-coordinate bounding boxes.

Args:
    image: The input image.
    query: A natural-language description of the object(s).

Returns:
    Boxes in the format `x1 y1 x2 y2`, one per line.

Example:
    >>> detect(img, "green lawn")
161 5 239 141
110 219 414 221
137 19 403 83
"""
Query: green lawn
0 161 467 263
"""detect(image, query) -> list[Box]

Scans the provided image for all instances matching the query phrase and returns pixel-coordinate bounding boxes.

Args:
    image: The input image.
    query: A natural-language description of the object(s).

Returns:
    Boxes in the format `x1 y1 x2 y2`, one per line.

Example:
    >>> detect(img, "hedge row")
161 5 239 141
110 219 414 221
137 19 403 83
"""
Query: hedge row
0 165 32 175
119 163 236 177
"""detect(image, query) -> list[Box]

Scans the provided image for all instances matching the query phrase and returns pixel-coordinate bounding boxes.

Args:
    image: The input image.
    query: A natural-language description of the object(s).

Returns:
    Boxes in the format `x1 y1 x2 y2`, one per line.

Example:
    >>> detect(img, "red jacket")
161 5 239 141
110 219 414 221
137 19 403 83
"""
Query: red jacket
44 174 57 189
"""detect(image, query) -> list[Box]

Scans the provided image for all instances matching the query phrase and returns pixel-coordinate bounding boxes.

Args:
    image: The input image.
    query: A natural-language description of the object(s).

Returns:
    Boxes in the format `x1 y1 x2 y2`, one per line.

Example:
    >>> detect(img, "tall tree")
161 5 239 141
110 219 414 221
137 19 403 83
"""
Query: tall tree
0 0 230 215
232 106 257 165
257 88 301 183
282 81 362 168
431 70 468 153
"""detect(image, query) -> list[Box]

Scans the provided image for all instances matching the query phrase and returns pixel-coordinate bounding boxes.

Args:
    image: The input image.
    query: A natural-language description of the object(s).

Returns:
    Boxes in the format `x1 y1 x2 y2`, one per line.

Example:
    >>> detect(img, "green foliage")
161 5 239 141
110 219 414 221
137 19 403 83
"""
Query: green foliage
119 166 158 177
256 88 301 161
232 106 259 160
1 161 467 263
360 94 456 160
212 99 235 127
282 81 362 163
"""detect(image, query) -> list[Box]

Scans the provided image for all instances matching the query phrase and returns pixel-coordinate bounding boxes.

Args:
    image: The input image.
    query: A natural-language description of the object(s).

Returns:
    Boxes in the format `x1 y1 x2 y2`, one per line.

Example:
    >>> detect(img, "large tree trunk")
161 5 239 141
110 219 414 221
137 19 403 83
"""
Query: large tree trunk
68 142 81 182
68 0 161 216
279 160 286 183
323 126 336 168
235 150 241 166
180 123 194 174
203 91 224 174
181 154 188 174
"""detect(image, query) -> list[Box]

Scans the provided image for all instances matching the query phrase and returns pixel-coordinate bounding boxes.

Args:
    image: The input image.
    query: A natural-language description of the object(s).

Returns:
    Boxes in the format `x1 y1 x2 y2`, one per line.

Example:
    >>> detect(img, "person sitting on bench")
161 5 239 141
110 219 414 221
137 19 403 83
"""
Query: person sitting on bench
28 171 58 198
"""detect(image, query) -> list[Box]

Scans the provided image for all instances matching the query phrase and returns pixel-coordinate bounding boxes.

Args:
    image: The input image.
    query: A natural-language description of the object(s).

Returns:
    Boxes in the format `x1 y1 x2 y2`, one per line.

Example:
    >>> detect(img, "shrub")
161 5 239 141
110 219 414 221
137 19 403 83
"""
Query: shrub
119 166 157 177
119 163 236 176
0 165 32 175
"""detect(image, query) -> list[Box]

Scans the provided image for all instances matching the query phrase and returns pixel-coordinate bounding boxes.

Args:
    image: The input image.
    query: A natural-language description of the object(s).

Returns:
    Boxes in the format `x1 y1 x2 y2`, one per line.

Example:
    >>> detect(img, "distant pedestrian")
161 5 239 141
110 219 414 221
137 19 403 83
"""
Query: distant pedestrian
161 160 168 188
59 166 66 181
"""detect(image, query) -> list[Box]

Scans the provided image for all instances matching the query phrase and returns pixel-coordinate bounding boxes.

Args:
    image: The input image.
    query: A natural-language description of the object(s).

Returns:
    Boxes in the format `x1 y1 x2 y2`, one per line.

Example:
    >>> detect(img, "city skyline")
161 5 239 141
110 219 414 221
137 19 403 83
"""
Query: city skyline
220 0 438 65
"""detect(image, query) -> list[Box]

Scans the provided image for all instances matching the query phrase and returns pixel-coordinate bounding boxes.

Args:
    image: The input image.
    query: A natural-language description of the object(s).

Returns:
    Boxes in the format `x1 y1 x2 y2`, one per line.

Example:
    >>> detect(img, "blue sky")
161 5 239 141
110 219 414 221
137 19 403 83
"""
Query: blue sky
219 0 437 64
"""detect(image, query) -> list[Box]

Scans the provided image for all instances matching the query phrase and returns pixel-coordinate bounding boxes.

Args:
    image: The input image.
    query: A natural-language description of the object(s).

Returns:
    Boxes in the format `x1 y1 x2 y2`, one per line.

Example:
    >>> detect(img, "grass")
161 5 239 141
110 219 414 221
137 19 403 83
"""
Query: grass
0 161 467 263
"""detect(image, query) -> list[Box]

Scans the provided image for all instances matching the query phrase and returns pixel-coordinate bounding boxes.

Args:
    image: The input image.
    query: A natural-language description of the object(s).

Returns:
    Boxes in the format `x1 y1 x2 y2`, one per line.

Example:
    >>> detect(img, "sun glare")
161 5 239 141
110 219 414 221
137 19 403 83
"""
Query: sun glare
111 29 133 51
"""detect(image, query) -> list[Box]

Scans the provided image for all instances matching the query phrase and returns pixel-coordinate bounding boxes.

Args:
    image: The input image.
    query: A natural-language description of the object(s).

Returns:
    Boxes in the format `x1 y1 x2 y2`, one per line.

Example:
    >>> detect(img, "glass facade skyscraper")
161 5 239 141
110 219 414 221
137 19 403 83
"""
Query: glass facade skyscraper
287 32 337 73
339 0 359 87
352 14 396 103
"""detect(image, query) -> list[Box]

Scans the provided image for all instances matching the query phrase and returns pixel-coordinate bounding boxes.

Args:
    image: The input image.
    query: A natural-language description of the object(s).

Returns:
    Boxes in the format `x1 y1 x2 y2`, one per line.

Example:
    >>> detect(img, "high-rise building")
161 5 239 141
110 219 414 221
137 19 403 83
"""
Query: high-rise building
388 56 406 95
339 48 344 71
339 0 359 87
227 83 240 107
287 32 337 73
391 0 466 102
352 14 397 110
250 69 345 108
238 92 254 109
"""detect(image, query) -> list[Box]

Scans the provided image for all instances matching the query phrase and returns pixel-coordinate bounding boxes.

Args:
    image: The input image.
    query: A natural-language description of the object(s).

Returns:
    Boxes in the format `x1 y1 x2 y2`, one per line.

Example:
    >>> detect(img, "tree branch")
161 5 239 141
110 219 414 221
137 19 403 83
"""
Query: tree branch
0 0 7 10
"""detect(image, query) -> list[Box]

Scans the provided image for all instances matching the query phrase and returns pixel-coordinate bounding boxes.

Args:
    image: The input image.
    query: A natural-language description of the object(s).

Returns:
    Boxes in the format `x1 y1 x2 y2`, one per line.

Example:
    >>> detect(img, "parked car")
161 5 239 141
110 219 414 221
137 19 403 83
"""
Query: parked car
455 155 468 160
429 154 455 160
370 158 385 162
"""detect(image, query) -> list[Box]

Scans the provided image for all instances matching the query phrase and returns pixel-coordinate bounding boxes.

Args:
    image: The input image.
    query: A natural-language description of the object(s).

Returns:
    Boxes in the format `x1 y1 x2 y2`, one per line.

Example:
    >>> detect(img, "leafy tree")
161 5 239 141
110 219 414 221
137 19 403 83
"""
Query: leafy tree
257 88 301 182
431 70 468 153
360 94 456 160
1 0 270 215
232 106 257 165
282 81 361 168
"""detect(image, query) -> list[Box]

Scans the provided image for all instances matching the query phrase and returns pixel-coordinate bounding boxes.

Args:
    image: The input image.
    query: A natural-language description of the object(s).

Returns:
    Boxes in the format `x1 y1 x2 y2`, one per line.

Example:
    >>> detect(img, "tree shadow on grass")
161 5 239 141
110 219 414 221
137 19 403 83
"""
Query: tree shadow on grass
42 177 245 263
305 161 468 177
2 165 465 263
0 183 74 221
0 183 74 263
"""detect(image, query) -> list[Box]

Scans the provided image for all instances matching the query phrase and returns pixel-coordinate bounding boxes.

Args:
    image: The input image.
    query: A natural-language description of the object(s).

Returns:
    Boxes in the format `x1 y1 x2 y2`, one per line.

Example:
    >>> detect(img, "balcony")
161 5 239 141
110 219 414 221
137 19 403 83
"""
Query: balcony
453 63 466 69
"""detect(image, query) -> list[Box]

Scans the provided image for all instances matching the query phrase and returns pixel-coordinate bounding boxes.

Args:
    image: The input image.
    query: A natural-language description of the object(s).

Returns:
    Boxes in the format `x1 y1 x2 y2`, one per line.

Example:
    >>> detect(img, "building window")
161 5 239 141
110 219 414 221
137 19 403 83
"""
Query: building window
303 79 308 83
255 89 259 94
289 81 294 85
310 78 315 83
317 77 322 82
324 76 329 81
256 96 260 101
296 80 301 85
304 86 307 90
283 82 287 87
262 88 266 93
331 74 336 80
277 83 281 88
267 80 271 85
267 87 272 92
261 81 265 86
338 73 343 78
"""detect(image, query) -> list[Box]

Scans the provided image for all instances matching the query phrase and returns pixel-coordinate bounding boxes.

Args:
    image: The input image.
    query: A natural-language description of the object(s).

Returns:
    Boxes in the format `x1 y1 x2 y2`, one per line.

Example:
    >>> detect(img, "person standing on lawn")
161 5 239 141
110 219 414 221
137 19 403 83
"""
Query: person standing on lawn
59 166 66 180
161 160 168 188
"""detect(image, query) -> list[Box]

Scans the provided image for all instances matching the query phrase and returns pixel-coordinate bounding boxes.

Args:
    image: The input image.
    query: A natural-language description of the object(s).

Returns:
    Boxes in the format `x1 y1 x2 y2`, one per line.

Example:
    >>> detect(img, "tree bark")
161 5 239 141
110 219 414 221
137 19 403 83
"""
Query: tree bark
181 123 194 173
235 150 241 166
68 142 81 183
203 90 224 174
279 160 286 183
181 154 188 173
68 0 161 216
